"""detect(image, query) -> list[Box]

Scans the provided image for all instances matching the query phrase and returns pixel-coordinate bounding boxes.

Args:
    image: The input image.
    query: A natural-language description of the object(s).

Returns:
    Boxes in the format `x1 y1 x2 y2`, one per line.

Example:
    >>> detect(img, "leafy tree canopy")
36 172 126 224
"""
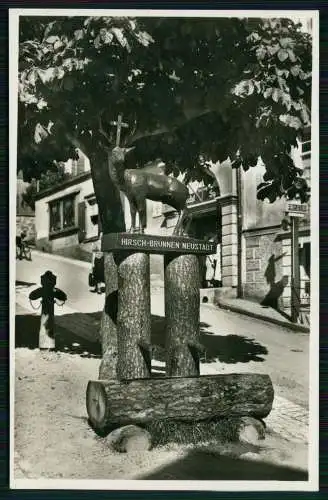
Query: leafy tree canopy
21 162 72 210
18 15 312 207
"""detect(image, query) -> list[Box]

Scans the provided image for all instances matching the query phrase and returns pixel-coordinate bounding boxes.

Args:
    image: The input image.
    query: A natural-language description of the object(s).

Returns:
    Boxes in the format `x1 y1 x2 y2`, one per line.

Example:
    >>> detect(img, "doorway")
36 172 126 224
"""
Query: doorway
186 212 221 288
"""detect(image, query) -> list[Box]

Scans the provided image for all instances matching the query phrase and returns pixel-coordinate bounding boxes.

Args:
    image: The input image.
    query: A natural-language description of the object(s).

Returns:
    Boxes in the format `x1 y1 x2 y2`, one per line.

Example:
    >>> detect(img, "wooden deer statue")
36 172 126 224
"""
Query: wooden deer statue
108 146 190 235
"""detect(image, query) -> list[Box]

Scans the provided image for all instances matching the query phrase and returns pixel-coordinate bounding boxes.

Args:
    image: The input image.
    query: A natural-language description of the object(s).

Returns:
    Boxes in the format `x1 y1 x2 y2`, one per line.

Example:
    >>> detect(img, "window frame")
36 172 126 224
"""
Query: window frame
48 192 79 237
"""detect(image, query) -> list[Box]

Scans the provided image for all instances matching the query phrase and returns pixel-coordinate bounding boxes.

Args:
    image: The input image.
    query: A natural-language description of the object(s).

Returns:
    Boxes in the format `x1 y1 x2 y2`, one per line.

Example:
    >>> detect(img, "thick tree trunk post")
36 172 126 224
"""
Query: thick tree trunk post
88 152 125 380
98 252 119 379
39 297 55 350
164 253 201 376
86 373 274 431
115 251 151 379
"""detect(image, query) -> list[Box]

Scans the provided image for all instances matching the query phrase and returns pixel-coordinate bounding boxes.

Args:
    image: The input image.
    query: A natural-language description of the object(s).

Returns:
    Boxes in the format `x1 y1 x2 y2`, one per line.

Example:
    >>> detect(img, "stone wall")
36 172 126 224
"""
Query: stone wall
16 216 36 242
243 229 284 305
221 196 238 288
36 234 93 263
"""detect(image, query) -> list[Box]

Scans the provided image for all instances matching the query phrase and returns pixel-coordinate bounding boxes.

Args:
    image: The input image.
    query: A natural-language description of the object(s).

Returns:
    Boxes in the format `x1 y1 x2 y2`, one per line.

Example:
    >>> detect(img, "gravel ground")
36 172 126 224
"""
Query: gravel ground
14 347 309 483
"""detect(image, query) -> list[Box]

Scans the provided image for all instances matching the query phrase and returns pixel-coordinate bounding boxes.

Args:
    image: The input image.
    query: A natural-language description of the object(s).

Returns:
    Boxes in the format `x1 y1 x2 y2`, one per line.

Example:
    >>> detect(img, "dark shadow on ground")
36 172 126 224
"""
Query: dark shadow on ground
261 303 292 322
15 310 267 364
15 280 37 288
138 448 308 481
151 315 268 364
15 314 101 358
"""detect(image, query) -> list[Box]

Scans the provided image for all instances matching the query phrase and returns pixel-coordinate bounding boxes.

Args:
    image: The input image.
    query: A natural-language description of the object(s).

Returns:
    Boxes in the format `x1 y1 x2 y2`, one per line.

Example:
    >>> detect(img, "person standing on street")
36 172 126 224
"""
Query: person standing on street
16 230 27 260
91 232 104 294
205 235 216 287
213 240 222 287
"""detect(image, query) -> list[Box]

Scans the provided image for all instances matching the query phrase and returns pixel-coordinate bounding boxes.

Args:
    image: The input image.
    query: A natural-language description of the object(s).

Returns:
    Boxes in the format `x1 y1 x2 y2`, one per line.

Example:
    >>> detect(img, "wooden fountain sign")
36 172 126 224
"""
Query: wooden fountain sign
102 233 216 255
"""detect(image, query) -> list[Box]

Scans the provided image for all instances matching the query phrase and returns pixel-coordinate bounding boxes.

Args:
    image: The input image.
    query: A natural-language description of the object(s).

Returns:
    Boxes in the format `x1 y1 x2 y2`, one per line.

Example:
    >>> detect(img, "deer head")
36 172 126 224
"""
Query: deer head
110 146 135 164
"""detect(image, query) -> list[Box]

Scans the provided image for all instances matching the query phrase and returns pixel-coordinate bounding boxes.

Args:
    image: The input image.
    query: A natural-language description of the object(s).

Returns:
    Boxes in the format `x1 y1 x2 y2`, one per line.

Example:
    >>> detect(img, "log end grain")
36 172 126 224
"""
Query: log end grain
86 381 109 430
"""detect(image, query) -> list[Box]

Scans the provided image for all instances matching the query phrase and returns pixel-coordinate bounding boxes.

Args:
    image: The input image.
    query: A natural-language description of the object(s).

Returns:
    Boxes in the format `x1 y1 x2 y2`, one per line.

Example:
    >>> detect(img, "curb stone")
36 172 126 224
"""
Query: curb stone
216 300 310 334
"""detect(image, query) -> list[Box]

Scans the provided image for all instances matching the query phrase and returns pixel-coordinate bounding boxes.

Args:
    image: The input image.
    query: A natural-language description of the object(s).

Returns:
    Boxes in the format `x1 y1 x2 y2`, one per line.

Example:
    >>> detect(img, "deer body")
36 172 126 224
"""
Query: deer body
108 147 189 234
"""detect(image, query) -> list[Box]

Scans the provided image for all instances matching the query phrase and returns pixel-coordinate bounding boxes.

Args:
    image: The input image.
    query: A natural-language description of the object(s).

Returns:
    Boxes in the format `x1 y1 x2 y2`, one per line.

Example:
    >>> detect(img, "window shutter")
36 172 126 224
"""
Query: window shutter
78 201 86 242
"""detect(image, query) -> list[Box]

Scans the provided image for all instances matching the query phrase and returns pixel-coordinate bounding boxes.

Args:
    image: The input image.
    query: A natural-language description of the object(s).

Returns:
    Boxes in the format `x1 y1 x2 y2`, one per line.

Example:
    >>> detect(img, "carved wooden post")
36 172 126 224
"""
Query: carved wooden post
98 252 119 379
116 251 152 379
164 253 201 377
29 271 67 351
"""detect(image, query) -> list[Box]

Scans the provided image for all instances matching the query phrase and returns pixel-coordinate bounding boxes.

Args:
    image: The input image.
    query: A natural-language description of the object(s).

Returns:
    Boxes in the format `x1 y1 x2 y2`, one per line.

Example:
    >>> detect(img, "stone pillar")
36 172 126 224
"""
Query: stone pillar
281 236 292 312
221 195 238 288
116 252 152 380
164 253 201 377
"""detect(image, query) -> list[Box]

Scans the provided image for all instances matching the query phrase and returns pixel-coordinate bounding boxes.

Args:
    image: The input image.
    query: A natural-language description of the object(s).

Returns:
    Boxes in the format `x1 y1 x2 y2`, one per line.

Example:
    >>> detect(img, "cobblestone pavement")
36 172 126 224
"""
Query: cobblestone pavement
200 361 309 444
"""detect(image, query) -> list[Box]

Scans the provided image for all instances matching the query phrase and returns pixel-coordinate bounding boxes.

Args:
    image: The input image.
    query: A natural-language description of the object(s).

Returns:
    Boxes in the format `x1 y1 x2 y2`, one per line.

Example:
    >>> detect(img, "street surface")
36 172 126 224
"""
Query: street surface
15 249 310 443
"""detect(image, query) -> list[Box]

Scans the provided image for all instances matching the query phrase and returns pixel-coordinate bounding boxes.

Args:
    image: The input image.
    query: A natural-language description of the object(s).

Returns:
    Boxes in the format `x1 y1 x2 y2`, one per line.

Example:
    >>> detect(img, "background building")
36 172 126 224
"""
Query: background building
16 170 36 242
32 137 311 325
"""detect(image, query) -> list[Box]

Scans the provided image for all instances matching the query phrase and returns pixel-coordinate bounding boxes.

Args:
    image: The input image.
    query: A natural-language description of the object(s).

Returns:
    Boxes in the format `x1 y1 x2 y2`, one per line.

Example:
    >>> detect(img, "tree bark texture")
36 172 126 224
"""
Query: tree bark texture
88 150 125 379
86 373 274 430
89 151 125 234
98 252 119 379
164 253 201 377
116 251 151 379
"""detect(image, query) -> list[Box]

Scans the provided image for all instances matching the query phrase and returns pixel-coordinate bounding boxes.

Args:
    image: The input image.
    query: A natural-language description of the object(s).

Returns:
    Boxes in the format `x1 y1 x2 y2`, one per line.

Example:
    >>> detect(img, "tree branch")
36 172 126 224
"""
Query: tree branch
65 131 92 159
98 113 112 148
129 106 212 146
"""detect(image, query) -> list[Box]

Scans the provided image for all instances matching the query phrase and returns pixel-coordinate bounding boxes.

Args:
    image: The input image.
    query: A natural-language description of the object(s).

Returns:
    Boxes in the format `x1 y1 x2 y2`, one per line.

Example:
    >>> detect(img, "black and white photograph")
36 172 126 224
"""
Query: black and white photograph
10 8 319 490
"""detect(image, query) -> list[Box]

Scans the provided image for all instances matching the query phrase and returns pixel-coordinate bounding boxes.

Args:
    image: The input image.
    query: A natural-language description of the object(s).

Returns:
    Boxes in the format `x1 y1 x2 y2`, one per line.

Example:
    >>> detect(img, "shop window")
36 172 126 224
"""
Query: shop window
49 194 77 234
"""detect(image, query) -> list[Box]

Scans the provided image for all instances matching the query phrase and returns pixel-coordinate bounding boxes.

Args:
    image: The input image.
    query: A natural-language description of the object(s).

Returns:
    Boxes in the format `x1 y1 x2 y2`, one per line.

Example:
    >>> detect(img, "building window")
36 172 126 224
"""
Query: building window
49 194 77 234
49 200 61 232
301 129 311 161
63 197 75 228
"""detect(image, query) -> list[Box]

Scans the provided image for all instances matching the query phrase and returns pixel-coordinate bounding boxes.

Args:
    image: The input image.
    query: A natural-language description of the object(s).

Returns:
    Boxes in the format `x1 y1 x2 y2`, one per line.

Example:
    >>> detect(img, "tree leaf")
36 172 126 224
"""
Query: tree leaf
94 35 101 49
46 36 60 45
267 44 279 56
277 48 289 61
272 88 281 102
290 65 300 77
256 46 266 60
54 40 63 50
279 114 302 129
287 49 297 62
279 37 293 49
74 29 84 40
112 27 131 52
263 87 273 99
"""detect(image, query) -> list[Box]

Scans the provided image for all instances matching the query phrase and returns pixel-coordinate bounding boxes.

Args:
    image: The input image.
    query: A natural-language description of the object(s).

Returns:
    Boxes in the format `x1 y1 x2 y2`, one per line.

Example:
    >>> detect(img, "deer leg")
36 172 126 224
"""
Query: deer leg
173 213 181 236
136 199 147 234
129 200 137 233
174 208 188 236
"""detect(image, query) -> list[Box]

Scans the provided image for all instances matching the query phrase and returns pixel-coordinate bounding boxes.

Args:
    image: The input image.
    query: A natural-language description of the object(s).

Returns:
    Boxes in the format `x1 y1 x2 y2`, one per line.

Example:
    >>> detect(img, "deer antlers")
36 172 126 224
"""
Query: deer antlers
122 114 138 147
98 111 138 149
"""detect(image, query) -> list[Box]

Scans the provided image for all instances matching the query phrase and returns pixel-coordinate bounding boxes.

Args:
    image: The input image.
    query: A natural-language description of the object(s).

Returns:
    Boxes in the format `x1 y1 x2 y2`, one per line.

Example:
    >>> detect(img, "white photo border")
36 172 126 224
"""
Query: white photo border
9 8 320 492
